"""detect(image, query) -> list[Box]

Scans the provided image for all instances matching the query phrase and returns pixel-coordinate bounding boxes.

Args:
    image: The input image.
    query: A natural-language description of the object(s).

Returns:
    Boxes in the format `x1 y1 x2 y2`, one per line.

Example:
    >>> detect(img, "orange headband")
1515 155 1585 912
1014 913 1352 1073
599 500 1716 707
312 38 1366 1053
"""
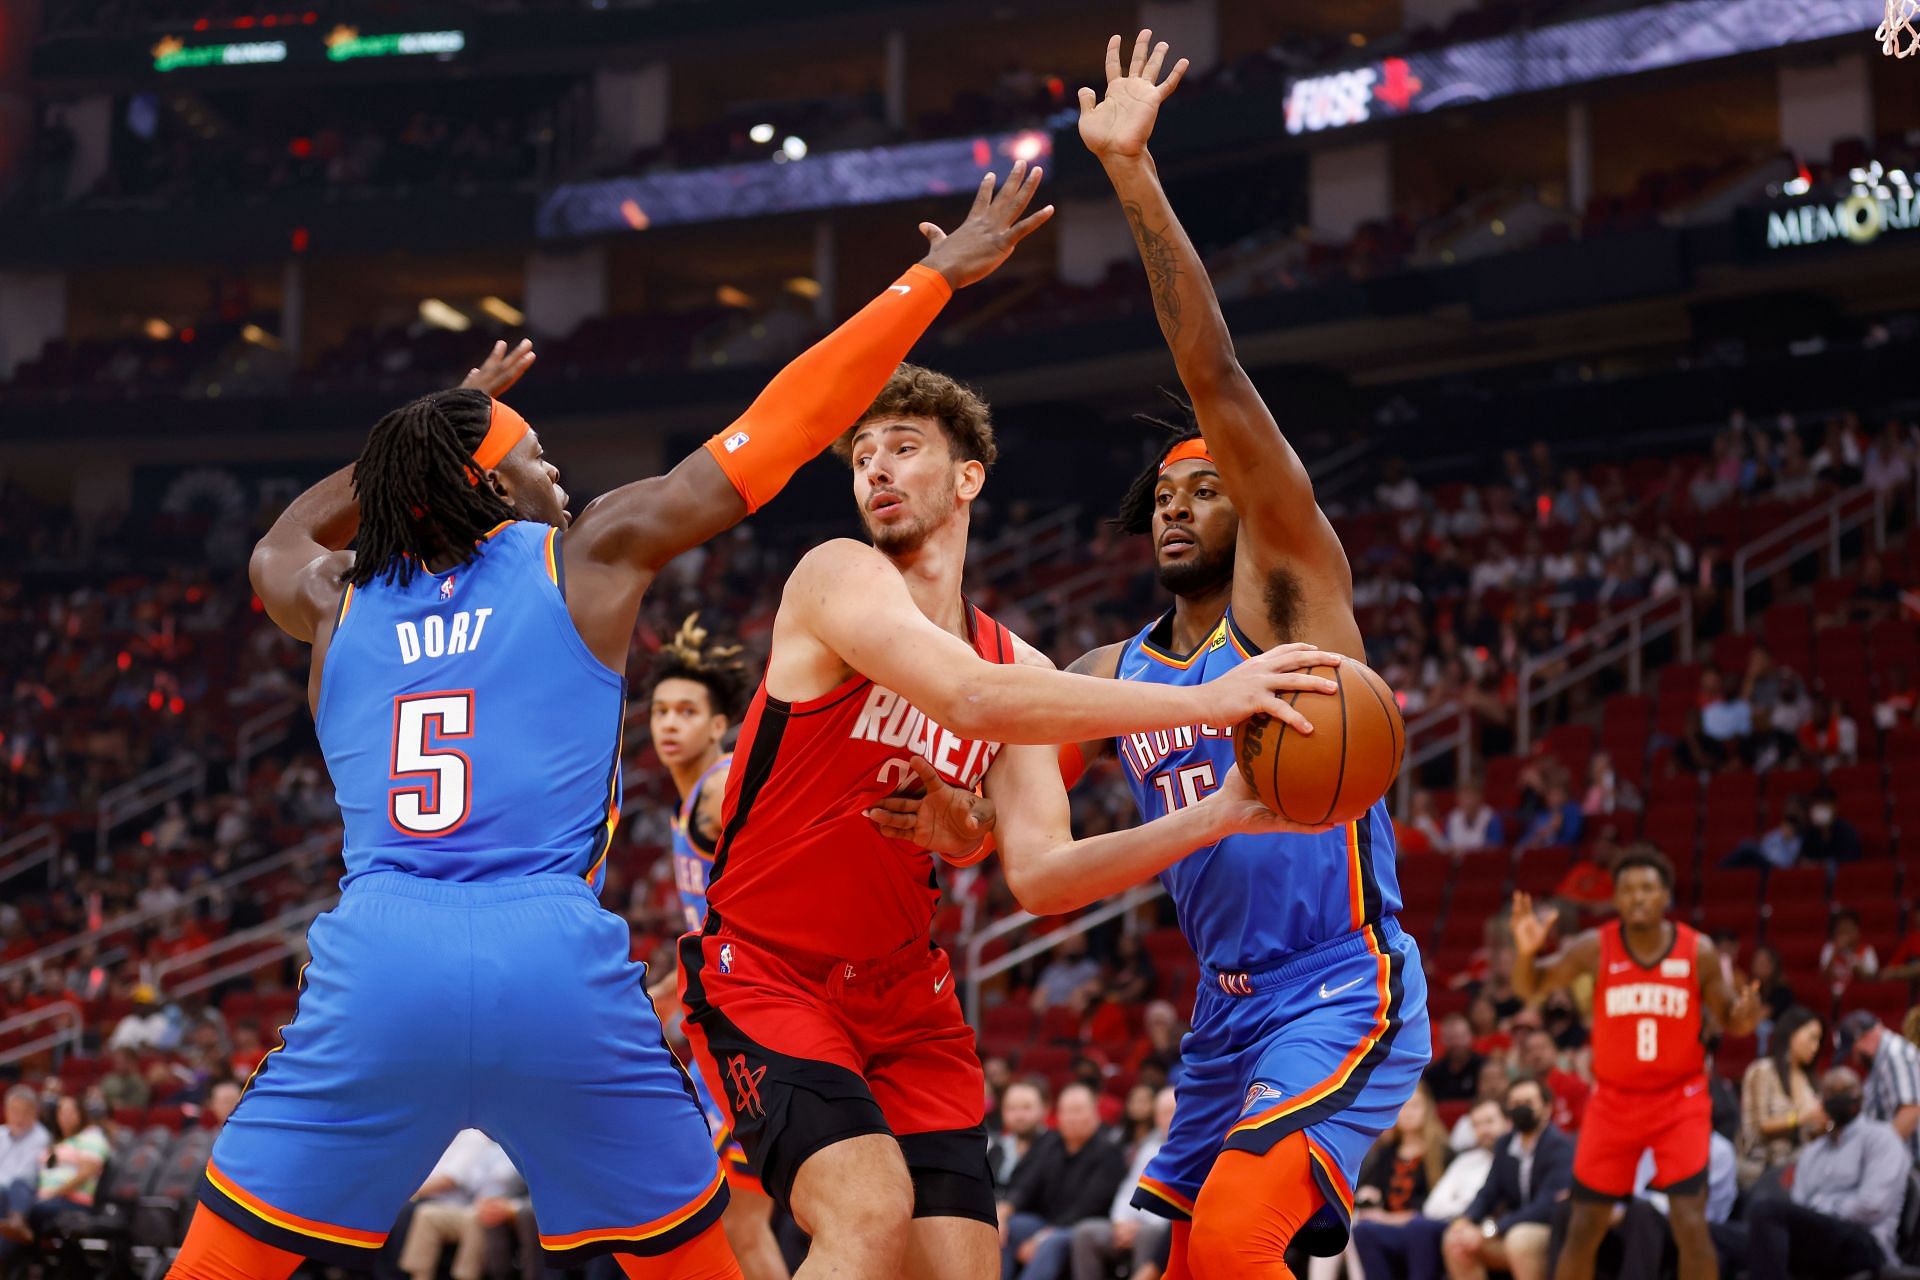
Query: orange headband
471 399 529 474
1159 438 1214 473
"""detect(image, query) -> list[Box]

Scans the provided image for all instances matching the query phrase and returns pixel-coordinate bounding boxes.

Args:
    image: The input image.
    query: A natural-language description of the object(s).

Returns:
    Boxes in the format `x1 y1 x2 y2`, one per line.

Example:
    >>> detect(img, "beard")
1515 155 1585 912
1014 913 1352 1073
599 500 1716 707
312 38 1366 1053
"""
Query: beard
1156 541 1234 596
864 478 954 556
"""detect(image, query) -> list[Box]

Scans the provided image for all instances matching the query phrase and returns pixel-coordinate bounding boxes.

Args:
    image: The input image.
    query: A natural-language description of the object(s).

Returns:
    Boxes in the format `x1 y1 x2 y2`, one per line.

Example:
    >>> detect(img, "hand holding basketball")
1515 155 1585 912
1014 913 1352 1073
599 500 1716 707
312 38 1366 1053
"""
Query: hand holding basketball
1231 654 1404 826
1511 891 1558 957
1196 643 1341 735
1206 764 1335 839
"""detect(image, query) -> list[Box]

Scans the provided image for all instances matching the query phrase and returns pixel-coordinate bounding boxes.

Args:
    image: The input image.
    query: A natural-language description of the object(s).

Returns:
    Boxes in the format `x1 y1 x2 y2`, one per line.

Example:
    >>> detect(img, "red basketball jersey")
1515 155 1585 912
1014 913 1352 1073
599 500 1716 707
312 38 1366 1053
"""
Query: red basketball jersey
1591 919 1706 1091
703 602 1018 960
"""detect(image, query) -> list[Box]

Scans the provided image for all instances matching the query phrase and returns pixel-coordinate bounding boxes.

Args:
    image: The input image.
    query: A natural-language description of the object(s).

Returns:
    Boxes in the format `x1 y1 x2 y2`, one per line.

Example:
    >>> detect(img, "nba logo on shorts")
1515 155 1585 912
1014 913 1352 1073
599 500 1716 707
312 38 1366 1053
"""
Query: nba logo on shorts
724 432 750 453
1242 1082 1281 1114
440 576 457 600
718 943 735 974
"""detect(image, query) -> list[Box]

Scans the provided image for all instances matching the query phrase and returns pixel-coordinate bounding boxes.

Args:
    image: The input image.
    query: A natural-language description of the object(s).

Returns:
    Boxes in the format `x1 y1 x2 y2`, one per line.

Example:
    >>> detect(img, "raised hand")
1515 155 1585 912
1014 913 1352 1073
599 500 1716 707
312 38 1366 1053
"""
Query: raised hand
1194 643 1341 736
461 339 536 399
1729 978 1763 1032
865 754 996 860
1078 30 1189 162
1511 891 1559 957
918 158 1055 290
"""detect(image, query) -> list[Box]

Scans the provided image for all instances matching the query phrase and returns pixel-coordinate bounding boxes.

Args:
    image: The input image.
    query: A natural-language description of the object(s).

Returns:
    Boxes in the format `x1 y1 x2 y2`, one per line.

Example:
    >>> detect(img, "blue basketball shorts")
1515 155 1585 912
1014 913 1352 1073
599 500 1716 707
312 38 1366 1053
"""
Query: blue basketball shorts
198 872 727 1266
1131 918 1430 1257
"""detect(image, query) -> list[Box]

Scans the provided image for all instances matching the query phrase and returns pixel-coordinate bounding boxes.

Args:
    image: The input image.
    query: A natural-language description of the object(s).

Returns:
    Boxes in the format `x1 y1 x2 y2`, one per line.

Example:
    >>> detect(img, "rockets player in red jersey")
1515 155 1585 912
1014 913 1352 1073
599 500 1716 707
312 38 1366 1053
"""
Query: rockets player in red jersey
1510 848 1759 1280
677 363 1340 1280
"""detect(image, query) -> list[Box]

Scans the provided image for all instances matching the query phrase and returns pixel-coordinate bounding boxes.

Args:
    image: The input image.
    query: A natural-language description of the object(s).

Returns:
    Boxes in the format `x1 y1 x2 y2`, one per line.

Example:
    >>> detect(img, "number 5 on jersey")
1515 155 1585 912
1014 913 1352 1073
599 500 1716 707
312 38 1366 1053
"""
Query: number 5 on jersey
391 691 475 837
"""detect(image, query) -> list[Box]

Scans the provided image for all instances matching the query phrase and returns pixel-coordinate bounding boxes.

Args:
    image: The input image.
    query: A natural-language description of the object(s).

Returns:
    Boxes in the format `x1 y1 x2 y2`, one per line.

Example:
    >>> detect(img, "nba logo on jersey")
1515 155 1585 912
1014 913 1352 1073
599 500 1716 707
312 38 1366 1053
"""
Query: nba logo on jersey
439 576 457 600
718 943 735 975
724 432 750 453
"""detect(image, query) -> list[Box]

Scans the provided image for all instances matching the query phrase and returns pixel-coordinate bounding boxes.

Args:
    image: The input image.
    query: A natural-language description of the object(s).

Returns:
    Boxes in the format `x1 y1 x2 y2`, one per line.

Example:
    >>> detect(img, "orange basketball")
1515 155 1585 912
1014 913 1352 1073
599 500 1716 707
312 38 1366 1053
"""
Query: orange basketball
1233 658 1405 827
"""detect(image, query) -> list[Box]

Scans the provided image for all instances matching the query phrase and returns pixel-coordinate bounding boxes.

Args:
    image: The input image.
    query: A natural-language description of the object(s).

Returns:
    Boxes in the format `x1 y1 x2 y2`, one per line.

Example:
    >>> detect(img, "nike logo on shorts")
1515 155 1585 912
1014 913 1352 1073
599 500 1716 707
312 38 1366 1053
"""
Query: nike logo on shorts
934 972 951 995
1320 976 1366 1000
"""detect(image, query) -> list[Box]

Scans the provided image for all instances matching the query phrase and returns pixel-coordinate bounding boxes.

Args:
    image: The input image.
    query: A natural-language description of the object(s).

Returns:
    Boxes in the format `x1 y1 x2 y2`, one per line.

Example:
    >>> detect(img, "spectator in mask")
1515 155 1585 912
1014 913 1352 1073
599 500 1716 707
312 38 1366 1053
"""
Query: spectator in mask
1733 1067 1910 1280
1836 1010 1920 1161
1356 1098 1511 1280
1441 1076 1572 1280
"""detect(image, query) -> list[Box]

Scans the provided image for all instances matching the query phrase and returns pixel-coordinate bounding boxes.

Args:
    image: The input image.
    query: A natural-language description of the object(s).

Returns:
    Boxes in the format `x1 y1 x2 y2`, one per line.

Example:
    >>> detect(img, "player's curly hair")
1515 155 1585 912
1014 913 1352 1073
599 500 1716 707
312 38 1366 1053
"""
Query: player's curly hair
348 389 516 588
1114 390 1204 536
1609 843 1675 890
833 364 997 470
648 613 750 720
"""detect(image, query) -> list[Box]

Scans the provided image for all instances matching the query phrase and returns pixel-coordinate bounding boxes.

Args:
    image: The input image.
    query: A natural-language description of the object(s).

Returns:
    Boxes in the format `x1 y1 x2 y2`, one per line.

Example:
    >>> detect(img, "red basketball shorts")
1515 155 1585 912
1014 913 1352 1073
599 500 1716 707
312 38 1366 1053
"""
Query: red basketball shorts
1572 1078 1712 1201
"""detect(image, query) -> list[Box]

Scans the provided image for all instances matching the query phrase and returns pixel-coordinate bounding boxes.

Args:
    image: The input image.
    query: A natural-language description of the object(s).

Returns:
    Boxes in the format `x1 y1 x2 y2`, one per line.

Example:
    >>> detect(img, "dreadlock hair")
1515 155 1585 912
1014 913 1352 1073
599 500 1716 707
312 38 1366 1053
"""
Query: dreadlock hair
348 388 518 588
1114 389 1204 536
649 614 750 721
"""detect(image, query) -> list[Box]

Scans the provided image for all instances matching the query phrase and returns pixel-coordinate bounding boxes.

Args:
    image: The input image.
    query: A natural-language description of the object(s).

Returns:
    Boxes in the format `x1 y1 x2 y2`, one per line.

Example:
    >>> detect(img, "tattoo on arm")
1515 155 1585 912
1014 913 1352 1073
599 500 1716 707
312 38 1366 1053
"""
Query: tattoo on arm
1123 201 1182 342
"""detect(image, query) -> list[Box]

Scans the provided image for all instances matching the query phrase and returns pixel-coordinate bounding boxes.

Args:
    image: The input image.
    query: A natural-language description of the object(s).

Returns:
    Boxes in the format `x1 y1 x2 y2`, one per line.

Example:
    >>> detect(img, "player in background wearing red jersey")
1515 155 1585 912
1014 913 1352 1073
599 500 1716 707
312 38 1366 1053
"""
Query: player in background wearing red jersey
1510 849 1759 1280
678 360 1341 1280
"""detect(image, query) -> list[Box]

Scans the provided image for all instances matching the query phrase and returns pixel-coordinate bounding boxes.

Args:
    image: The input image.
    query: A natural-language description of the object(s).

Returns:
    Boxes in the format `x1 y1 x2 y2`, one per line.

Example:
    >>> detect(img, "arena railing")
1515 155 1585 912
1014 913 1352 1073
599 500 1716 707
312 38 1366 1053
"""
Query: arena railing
970 505 1081 586
1514 590 1696 756
0 1002 85 1072
96 754 208 860
152 894 340 1001
961 882 1164 1031
0 824 60 892
1395 705 1474 817
0 830 339 987
231 701 300 791
1731 481 1900 633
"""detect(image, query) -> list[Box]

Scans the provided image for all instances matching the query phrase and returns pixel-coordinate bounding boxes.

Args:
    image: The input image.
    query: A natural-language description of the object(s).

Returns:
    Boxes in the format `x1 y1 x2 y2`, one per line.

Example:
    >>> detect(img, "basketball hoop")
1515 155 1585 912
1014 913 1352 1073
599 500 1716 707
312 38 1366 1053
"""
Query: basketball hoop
1880 0 1920 57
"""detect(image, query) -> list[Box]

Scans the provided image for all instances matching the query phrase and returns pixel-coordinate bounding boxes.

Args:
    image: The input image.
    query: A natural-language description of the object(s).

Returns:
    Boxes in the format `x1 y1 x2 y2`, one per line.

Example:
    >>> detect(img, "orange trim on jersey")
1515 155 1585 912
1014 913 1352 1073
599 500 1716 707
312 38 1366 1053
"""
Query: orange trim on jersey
481 520 515 541
336 583 355 626
1140 621 1226 670
239 961 309 1098
204 1161 386 1250
1135 1176 1196 1216
1345 822 1365 932
584 715 624 888
542 526 560 585
1306 1137 1354 1216
1228 928 1392 1138
538 1166 726 1251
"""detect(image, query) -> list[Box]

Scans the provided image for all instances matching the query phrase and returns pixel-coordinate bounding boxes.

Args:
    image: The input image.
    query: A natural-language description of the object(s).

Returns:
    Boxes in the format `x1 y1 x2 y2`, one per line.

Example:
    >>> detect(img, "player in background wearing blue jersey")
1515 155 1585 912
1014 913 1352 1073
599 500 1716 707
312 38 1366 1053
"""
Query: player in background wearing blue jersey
644 614 785 1280
169 164 1054 1280
1072 33 1431 1279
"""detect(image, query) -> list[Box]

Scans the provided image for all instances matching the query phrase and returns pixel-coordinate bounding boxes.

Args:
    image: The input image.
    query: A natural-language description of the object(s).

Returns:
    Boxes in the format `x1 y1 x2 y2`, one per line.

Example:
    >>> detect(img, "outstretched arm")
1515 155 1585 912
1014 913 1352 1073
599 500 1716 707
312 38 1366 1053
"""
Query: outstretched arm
1083 32 1357 654
1509 891 1599 1002
775 539 1339 746
989 666 1327 914
567 162 1054 574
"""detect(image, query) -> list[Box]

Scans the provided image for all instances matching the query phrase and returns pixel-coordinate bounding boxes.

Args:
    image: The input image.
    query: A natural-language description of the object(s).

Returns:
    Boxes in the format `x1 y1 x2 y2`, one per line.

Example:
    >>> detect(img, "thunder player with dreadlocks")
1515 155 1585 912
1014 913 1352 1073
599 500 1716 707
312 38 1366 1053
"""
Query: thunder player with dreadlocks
1070 34 1429 1279
172 164 1052 1280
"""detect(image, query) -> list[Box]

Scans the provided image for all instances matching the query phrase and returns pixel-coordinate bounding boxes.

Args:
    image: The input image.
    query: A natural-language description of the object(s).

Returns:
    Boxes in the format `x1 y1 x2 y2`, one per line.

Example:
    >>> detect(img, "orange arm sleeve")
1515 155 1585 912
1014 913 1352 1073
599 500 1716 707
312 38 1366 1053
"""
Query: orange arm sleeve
702 263 953 513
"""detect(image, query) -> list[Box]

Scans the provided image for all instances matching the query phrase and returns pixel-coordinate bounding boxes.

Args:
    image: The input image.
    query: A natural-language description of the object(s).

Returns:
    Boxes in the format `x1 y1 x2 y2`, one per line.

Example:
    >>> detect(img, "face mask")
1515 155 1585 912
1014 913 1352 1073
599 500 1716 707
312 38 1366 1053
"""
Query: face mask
1824 1093 1862 1127
1507 1104 1541 1134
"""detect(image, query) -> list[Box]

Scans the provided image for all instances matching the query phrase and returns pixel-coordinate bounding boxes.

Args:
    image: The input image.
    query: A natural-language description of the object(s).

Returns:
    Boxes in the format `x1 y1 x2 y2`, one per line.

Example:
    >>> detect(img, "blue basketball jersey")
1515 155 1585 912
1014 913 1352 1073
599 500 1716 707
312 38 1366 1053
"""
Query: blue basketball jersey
1113 608 1402 972
316 521 626 889
670 754 730 932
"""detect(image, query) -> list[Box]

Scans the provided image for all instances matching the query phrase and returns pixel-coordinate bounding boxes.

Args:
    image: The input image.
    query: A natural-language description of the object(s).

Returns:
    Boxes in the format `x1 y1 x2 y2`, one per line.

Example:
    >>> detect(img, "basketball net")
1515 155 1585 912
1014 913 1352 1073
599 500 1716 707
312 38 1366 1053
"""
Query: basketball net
1880 0 1920 57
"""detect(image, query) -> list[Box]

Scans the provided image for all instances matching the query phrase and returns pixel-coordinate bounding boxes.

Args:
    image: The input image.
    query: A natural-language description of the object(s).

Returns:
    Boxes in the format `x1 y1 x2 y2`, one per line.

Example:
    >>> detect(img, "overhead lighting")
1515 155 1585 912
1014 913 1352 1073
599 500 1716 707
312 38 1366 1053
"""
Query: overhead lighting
1010 130 1048 163
784 277 822 300
781 135 808 161
143 318 173 341
619 198 650 231
478 296 524 326
1349 31 1368 47
419 298 471 331
715 285 754 308
241 323 283 349
1782 176 1811 197
1490 218 1507 236
749 123 775 144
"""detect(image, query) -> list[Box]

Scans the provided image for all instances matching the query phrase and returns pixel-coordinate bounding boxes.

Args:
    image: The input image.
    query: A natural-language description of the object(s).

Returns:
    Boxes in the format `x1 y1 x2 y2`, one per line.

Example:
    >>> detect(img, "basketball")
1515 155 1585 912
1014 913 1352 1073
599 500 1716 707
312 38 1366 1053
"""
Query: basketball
1234 659 1405 827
